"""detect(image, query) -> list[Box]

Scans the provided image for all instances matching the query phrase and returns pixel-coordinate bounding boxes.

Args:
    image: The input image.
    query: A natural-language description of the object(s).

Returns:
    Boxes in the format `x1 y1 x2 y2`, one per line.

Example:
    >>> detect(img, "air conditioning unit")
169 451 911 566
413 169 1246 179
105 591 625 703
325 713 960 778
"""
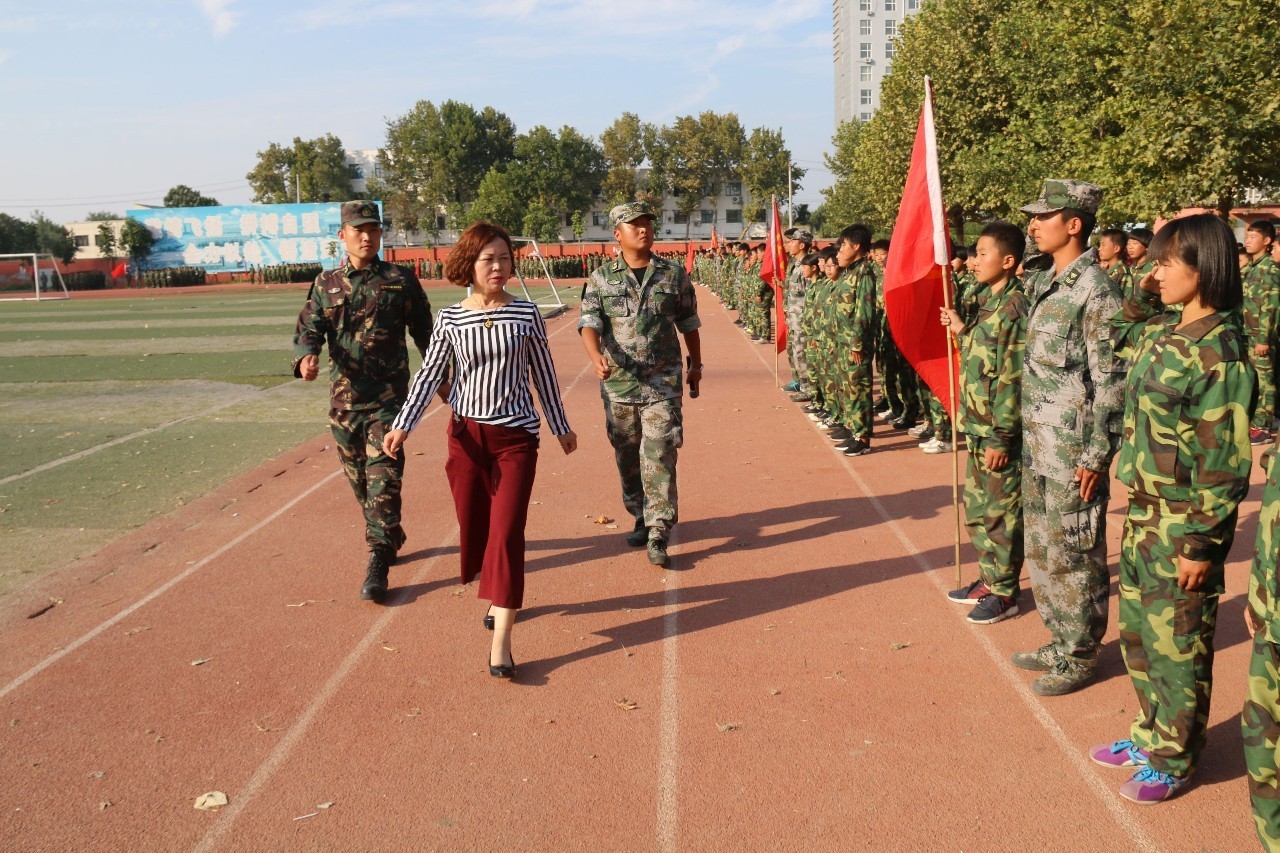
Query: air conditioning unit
732 196 741 203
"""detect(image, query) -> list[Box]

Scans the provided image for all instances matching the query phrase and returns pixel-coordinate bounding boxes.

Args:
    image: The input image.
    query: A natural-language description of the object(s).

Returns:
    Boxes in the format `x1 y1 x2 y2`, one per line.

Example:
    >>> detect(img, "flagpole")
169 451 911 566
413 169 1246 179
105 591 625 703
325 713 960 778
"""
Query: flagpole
941 259 963 587
772 195 780 388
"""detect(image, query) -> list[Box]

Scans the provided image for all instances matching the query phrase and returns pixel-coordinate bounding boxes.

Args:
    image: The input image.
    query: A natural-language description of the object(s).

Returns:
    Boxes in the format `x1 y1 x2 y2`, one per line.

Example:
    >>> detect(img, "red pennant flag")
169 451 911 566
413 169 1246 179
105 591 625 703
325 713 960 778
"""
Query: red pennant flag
710 227 720 250
883 77 957 417
684 240 695 275
110 262 127 279
758 197 788 353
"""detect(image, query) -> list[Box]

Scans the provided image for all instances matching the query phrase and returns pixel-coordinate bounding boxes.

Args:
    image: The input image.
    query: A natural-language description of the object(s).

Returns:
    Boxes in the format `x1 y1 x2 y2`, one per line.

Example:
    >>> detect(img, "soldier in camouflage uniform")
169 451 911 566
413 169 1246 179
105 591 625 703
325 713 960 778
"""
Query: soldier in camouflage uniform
1011 180 1126 696
1097 228 1129 288
1097 213 1255 804
1245 437 1280 847
292 200 434 601
834 224 879 456
801 250 835 422
579 202 702 568
782 227 814 400
1243 220 1279 444
941 221 1028 625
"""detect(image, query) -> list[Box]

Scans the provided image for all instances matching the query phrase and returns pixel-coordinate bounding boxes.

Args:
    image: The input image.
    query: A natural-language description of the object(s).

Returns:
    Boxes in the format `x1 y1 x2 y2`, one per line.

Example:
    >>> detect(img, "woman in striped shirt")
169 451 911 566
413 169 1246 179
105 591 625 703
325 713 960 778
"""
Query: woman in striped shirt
384 221 577 679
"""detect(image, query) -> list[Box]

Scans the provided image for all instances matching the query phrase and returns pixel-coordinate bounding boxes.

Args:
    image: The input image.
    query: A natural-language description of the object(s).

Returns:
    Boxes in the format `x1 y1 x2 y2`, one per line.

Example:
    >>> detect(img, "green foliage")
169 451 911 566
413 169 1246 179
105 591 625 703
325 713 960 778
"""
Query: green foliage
163 185 219 208
246 134 352 204
31 211 76 263
119 218 155 273
600 112 650 205
0 213 38 254
740 127 803 225
85 211 119 221
95 223 117 262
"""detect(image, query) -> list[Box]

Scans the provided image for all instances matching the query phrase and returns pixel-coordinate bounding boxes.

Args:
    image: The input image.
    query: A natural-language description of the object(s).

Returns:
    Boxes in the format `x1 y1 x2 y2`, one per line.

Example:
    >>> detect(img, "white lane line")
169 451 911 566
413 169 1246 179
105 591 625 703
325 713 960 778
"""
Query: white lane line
0 468 340 701
191 523 461 853
657 576 680 853
834 458 1161 853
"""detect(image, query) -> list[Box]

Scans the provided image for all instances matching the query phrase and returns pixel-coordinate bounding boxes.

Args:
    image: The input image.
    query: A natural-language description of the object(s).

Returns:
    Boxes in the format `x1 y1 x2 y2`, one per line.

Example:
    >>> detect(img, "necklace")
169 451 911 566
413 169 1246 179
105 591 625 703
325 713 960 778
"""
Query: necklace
470 296 505 328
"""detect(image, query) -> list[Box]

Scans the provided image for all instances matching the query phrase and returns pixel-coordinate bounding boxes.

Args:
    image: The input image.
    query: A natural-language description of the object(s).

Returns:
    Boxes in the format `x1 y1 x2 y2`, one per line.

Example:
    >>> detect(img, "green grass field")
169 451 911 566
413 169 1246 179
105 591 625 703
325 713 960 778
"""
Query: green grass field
0 284 579 597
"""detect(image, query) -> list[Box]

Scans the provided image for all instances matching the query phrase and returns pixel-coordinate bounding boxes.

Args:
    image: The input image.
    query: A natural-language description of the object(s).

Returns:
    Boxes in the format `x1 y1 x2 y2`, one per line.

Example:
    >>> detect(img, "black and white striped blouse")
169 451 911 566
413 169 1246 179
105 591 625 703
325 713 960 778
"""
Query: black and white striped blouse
392 299 572 437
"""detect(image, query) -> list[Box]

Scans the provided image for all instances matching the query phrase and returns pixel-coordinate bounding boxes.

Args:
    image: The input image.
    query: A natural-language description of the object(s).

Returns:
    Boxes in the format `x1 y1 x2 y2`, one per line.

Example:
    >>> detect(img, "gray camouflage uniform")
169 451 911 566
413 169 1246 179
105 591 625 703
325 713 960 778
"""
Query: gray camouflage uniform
579 243 701 540
1020 182 1126 672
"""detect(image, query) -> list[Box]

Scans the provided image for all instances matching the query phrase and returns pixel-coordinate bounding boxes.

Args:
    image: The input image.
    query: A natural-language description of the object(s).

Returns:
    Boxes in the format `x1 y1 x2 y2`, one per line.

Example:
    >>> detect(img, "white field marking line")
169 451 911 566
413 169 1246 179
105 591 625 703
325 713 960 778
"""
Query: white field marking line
192 314 591 850
190 523 461 853
0 385 282 487
657 576 680 853
834 456 1161 853
0 469 340 702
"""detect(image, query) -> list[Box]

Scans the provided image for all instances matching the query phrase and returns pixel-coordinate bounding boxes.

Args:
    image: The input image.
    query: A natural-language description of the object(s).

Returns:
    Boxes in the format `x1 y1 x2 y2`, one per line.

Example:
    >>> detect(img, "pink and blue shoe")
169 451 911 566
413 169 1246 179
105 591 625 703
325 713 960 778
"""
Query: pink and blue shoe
1118 766 1189 804
1089 739 1149 769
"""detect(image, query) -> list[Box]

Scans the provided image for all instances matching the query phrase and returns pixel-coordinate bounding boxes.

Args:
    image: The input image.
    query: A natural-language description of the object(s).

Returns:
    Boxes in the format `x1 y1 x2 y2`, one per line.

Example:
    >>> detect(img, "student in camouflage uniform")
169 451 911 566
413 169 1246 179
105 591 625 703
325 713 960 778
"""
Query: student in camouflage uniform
1096 213 1255 804
941 221 1028 625
1011 180 1126 697
1245 436 1280 847
579 202 702 568
292 200 434 601
810 249 844 430
1097 228 1129 287
834 224 879 456
782 228 814 400
800 251 832 422
1243 219 1279 444
1123 227 1156 301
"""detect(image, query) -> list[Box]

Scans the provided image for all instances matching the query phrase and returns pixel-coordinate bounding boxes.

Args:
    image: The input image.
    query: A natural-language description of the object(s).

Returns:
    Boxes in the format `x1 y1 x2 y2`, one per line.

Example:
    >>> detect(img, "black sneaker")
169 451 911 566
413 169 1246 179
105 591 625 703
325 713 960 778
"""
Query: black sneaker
947 578 991 604
967 594 1019 625
842 439 872 457
360 550 392 601
647 537 670 568
873 398 890 414
827 427 852 442
790 393 813 403
891 416 918 431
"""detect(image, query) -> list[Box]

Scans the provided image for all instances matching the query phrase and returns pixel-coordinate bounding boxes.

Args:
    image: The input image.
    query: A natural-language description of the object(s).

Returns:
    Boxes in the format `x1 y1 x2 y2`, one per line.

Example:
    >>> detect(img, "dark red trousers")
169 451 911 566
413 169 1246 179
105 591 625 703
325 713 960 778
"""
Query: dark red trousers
445 416 539 609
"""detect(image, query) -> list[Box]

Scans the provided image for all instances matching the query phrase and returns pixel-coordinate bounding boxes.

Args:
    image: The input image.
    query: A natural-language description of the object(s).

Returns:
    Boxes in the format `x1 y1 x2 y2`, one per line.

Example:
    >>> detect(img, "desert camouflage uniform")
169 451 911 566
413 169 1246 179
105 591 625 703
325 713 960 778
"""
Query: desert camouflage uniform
1021 249 1126 666
1245 440 1280 849
292 259 433 553
837 257 879 439
579 254 700 538
1244 254 1280 430
956 279 1028 597
1111 302 1255 780
784 257 813 394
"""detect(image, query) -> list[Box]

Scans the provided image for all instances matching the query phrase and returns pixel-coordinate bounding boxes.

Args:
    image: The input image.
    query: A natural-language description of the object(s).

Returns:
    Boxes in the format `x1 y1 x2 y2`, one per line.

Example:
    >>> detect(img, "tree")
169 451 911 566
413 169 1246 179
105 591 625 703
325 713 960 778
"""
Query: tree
31 211 76 263
697 111 746 223
376 100 516 232
119 218 155 277
0 213 37 254
739 127 803 227
600 112 651 205
246 134 352 204
95 223 117 265
86 211 119 221
820 120 881 231
163 185 219 208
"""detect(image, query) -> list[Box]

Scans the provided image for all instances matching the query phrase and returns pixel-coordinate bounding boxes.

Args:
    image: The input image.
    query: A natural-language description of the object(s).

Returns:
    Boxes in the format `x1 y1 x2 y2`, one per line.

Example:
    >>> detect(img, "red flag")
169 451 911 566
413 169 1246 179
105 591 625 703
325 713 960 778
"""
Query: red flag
710 227 720 250
883 77 957 417
758 197 788 353
110 262 127 279
684 240 695 275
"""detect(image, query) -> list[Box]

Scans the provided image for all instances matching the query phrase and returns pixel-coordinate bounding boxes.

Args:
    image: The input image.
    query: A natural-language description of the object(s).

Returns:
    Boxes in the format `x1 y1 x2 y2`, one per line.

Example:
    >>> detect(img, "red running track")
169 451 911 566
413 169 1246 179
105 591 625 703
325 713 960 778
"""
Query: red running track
0 287 1265 851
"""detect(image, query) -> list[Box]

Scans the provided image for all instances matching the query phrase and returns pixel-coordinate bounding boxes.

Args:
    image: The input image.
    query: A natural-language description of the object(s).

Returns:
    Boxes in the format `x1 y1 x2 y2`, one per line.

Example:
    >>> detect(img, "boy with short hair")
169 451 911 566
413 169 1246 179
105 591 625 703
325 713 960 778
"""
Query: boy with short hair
942 221 1029 624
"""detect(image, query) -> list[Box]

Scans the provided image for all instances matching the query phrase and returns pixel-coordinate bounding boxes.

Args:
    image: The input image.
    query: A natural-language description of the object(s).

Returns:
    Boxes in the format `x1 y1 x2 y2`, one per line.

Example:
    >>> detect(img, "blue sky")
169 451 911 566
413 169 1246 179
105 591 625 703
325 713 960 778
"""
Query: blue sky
0 1 837 224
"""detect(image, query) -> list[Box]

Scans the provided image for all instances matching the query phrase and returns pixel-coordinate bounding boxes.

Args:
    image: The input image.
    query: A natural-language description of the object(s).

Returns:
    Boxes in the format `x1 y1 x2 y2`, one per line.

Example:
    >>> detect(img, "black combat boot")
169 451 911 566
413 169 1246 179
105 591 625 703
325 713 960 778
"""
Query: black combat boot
625 517 647 547
360 548 393 601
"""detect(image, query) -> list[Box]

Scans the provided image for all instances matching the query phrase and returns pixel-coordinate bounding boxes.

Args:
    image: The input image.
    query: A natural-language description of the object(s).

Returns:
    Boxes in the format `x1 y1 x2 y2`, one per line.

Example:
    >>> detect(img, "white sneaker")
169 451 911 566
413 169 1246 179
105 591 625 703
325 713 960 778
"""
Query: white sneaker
907 423 931 437
921 438 952 454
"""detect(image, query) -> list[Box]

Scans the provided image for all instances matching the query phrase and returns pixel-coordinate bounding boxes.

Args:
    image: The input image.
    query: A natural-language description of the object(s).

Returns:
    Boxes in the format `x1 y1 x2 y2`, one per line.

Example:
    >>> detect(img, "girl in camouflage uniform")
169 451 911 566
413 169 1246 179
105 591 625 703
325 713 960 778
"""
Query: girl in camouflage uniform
1098 213 1256 804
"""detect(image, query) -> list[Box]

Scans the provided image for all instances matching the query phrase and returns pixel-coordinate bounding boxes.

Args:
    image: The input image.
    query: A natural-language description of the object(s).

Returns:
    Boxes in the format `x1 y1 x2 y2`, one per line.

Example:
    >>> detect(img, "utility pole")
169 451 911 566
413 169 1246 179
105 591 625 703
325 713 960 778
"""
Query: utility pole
295 172 301 204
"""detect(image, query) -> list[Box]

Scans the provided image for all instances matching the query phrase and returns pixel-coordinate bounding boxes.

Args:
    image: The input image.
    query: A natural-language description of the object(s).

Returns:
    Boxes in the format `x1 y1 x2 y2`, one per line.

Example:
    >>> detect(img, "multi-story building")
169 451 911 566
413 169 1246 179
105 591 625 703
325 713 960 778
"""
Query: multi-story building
833 0 926 127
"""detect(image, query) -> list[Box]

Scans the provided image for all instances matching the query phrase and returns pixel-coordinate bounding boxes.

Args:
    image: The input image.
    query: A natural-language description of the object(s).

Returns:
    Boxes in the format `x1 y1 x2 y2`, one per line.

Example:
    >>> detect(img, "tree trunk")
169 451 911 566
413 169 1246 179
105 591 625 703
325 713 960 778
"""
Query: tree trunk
1216 191 1235 221
948 206 966 249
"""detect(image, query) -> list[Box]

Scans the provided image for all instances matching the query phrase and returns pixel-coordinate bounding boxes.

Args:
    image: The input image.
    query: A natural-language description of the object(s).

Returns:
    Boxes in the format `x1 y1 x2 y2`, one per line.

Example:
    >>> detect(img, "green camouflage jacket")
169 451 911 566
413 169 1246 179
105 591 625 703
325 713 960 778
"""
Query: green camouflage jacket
1112 307 1255 560
785 257 807 316
1118 259 1163 324
956 279 1028 452
803 275 834 351
579 253 701 403
836 257 878 352
1022 250 1126 480
1243 255 1280 343
292 259 433 411
1248 442 1280 642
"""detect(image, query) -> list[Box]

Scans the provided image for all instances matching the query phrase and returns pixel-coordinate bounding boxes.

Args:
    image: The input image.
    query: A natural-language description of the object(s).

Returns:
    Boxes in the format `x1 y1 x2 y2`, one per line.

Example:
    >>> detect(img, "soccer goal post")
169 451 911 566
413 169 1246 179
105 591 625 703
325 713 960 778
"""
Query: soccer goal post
508 238 567 318
0 253 70 302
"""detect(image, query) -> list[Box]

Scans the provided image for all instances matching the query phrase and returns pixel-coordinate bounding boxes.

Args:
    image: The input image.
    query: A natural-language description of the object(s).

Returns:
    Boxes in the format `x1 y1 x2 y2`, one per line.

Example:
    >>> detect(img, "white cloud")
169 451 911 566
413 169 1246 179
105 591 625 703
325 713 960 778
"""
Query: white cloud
197 0 240 37
0 50 11 67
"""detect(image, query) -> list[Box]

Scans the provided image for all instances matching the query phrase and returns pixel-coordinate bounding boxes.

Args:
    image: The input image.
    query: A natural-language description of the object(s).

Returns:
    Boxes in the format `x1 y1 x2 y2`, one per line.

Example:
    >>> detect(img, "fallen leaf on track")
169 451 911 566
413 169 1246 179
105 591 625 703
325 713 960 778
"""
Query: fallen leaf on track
593 515 613 524
717 722 740 732
317 801 335 809
191 658 212 666
194 791 228 811
285 600 317 608
293 812 318 821
616 698 638 711
890 642 910 651
124 626 150 636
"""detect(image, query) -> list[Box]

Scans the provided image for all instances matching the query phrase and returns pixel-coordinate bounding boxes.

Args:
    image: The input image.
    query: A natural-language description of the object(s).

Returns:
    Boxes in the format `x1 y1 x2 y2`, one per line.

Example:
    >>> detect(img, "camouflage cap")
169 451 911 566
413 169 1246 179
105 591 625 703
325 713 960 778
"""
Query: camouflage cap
1020 179 1103 216
341 200 382 227
609 201 655 227
784 227 814 242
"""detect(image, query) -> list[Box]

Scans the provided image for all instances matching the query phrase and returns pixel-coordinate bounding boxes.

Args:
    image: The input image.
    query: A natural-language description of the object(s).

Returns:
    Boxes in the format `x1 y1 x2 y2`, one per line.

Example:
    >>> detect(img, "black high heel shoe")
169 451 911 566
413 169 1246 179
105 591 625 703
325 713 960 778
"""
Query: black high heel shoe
488 653 516 679
483 607 495 631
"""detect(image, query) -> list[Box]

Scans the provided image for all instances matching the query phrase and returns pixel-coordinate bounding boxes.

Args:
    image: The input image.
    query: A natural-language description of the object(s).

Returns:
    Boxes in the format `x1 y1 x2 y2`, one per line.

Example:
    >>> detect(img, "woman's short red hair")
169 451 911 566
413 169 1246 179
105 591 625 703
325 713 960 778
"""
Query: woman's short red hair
445 221 515 287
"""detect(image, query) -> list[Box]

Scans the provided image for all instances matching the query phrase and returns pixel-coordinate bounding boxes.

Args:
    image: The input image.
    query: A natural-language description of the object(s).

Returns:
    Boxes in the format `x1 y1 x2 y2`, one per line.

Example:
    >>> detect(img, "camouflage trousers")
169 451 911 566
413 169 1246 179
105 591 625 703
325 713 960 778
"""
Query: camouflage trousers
786 305 813 393
1118 495 1227 778
329 406 406 553
840 347 874 439
963 437 1024 597
925 388 953 436
813 343 843 423
1249 337 1276 429
604 398 683 537
1245 630 1280 849
876 330 920 420
1022 471 1110 661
